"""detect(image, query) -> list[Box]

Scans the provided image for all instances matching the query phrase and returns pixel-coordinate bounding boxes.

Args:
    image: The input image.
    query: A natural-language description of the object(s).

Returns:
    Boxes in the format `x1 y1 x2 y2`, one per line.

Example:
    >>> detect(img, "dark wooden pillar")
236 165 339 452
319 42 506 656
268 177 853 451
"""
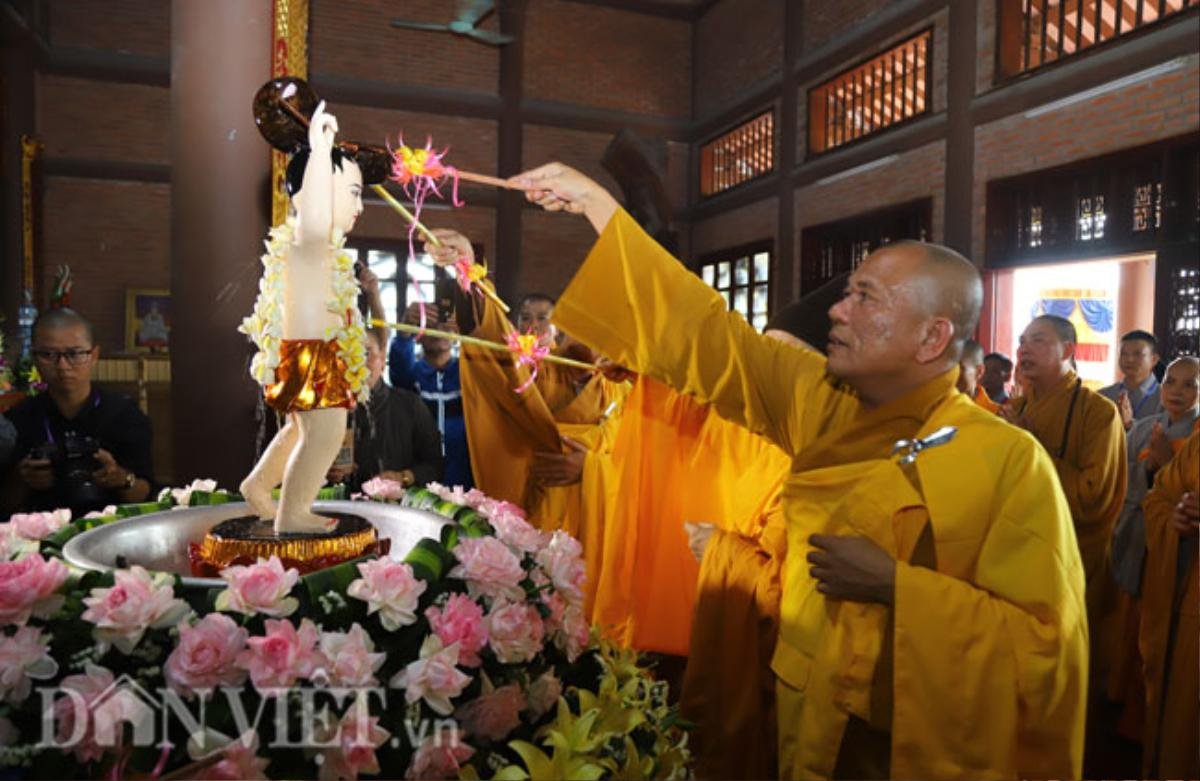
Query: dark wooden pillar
944 0 977 256
775 0 801 304
494 0 527 304
169 0 271 486
0 4 38 350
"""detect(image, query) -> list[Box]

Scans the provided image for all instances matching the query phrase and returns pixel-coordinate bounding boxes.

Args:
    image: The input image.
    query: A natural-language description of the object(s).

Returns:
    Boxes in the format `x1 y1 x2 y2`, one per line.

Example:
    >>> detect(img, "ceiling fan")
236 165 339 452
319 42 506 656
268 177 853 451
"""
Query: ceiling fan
391 0 514 46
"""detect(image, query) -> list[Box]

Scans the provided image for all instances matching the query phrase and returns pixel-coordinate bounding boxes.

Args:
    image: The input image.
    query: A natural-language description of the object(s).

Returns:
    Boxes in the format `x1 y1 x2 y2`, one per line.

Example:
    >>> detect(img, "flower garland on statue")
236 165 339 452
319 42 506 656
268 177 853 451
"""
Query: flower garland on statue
0 483 690 780
239 219 369 403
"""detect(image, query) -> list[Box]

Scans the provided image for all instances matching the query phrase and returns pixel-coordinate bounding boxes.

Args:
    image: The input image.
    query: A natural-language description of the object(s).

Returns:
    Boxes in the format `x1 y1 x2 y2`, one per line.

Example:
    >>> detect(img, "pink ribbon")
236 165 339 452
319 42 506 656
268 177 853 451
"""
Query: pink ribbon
506 331 552 394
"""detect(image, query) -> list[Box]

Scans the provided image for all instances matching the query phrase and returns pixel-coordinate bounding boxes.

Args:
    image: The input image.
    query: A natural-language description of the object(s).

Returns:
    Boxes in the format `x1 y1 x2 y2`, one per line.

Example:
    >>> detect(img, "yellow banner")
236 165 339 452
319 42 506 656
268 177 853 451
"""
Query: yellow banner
270 0 309 226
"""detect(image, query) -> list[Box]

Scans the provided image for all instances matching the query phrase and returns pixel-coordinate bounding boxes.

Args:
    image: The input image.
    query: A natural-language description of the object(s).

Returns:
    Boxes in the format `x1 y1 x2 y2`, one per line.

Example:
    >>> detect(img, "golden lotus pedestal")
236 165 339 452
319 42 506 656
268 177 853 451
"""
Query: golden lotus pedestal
189 514 383 577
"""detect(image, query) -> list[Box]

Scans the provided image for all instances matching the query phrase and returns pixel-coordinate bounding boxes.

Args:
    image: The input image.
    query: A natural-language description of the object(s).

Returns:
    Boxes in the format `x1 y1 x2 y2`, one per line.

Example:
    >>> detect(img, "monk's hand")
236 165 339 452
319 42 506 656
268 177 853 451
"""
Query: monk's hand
1117 391 1134 430
1146 422 1173 470
531 437 588 487
807 534 896 605
425 229 474 268
508 163 619 234
91 449 131 491
684 521 716 562
997 403 1031 431
1172 491 1199 537
596 356 635 383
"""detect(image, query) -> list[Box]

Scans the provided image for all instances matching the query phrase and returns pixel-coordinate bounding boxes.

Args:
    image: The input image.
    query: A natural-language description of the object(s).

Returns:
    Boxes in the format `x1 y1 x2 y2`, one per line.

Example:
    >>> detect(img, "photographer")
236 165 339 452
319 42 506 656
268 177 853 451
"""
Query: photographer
1 308 154 516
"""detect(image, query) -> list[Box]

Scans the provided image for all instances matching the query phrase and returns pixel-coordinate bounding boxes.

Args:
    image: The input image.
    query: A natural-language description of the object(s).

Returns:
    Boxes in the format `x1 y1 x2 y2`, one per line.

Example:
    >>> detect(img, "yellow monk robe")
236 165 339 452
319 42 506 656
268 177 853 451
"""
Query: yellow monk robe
1007 371 1126 662
680 455 789 780
1137 430 1199 778
458 289 627 615
553 207 1089 779
972 384 1001 415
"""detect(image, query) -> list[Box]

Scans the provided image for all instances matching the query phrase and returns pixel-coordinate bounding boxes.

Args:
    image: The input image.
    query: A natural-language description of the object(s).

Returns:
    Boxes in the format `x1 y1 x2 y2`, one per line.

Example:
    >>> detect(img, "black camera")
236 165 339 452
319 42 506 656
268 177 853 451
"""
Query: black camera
31 434 105 510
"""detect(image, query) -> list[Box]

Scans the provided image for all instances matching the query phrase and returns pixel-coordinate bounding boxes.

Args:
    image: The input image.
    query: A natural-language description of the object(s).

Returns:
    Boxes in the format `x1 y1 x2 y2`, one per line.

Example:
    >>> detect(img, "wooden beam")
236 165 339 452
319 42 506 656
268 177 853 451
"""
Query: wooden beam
39 46 169 88
42 157 171 183
944 0 976 255
559 0 712 21
521 98 690 140
311 74 501 119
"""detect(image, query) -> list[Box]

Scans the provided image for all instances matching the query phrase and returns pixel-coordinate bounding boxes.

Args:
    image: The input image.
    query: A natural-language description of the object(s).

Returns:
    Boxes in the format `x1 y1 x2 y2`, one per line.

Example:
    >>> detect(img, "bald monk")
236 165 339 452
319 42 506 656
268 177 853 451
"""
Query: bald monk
1001 315 1126 659
1138 428 1199 778
1107 356 1199 739
510 162 1088 779
958 339 1000 414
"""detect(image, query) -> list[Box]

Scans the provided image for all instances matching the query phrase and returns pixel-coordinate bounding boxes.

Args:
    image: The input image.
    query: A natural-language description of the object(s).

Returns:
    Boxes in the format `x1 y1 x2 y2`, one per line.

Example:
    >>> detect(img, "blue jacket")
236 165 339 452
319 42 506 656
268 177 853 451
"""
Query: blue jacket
388 334 473 488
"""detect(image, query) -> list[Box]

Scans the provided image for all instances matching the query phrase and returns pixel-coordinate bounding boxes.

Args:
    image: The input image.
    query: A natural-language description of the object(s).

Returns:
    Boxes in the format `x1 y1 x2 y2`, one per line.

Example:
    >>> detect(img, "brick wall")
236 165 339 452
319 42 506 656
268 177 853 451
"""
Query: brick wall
37 75 170 163
48 0 170 57
40 178 171 354
523 124 621 194
334 104 498 174
694 0 784 118
972 53 1200 260
691 196 778 260
524 0 691 117
311 0 499 93
519 209 599 299
803 0 894 50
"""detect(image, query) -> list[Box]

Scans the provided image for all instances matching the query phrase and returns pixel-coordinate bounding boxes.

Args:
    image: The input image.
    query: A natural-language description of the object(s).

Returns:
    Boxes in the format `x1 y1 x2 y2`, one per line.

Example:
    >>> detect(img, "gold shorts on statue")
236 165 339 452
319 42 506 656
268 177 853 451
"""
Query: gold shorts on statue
265 339 355 413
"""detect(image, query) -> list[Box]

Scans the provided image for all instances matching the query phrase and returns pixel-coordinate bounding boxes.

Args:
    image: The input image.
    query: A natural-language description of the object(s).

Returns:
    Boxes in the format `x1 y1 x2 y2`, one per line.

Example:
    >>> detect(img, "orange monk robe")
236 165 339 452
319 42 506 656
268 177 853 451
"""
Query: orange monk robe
1137 430 1199 778
680 468 789 780
1008 370 1126 656
972 385 1001 414
458 290 628 615
554 207 1089 779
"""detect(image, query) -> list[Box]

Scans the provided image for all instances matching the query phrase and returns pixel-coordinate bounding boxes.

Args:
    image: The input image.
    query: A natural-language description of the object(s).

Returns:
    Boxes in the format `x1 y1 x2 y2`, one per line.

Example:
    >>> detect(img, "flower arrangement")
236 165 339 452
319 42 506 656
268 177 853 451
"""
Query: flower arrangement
0 485 690 779
239 218 370 404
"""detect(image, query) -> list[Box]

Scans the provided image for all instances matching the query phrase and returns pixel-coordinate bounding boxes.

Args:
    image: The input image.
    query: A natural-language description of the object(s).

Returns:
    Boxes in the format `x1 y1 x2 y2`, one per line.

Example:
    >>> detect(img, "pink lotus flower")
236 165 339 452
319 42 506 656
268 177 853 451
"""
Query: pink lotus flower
487 600 545 664
316 706 390 781
535 531 586 606
449 537 526 603
390 636 471 716
187 730 270 780
0 625 58 704
424 594 488 667
317 623 386 688
0 524 36 561
165 614 249 697
0 553 69 625
360 476 404 502
525 670 562 719
405 725 474 780
6 508 70 540
81 565 190 654
489 510 545 554
454 677 525 742
215 556 300 618
346 558 426 631
237 618 325 694
53 664 127 764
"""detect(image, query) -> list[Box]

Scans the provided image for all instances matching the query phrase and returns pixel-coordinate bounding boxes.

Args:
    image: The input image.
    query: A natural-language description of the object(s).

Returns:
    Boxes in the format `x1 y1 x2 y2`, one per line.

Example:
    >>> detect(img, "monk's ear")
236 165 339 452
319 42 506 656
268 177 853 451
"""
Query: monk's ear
1062 340 1077 364
915 317 955 365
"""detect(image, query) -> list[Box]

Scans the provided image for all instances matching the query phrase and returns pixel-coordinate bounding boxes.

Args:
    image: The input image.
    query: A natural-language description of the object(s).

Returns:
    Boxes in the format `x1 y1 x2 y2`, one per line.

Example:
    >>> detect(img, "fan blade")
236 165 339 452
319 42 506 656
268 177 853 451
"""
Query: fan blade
390 19 453 32
456 0 495 28
464 27 514 46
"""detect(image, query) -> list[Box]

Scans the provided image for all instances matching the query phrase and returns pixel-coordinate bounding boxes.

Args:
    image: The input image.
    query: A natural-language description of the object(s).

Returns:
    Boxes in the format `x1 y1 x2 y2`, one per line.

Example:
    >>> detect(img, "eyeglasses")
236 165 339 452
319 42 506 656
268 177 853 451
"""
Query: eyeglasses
32 348 94 366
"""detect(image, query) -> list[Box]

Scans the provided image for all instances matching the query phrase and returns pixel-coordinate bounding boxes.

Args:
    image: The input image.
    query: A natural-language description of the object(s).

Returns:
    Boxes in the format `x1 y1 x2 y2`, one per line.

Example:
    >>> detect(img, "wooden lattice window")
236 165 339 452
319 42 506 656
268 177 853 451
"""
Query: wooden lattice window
997 0 1198 80
807 30 931 155
699 112 775 197
799 199 932 294
699 243 773 331
1167 262 1200 356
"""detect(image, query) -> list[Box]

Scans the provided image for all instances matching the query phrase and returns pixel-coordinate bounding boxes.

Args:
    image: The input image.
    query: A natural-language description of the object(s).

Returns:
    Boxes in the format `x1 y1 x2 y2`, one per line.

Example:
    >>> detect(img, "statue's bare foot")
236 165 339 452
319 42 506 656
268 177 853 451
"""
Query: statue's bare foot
275 511 337 535
240 477 277 520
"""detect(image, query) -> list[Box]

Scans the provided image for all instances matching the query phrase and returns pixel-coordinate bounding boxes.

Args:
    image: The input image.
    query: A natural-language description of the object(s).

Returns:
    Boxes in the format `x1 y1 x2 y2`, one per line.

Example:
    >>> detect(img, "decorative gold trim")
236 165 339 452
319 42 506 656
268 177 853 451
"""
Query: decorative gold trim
20 135 41 291
270 0 309 226
200 524 376 570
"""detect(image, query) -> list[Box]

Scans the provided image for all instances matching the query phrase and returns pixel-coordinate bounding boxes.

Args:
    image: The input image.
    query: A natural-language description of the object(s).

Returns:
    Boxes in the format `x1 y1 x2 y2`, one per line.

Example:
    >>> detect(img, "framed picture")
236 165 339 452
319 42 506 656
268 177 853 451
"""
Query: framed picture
125 288 171 354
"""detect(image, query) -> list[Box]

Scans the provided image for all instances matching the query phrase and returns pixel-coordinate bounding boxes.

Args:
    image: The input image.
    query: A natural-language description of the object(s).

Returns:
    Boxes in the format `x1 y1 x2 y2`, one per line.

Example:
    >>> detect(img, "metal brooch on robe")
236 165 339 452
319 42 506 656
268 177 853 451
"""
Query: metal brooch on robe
890 426 958 465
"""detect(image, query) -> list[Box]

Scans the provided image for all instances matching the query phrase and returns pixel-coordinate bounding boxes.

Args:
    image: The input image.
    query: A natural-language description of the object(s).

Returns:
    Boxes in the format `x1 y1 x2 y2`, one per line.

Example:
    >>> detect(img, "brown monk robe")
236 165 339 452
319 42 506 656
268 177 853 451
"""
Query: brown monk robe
1003 316 1127 651
1138 429 1199 778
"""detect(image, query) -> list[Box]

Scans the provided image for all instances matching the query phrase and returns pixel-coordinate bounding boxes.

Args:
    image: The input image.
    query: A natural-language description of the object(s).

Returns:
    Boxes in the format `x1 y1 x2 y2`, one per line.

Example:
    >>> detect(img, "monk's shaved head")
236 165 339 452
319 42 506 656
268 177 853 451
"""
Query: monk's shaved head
887 240 982 360
1162 355 1199 418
